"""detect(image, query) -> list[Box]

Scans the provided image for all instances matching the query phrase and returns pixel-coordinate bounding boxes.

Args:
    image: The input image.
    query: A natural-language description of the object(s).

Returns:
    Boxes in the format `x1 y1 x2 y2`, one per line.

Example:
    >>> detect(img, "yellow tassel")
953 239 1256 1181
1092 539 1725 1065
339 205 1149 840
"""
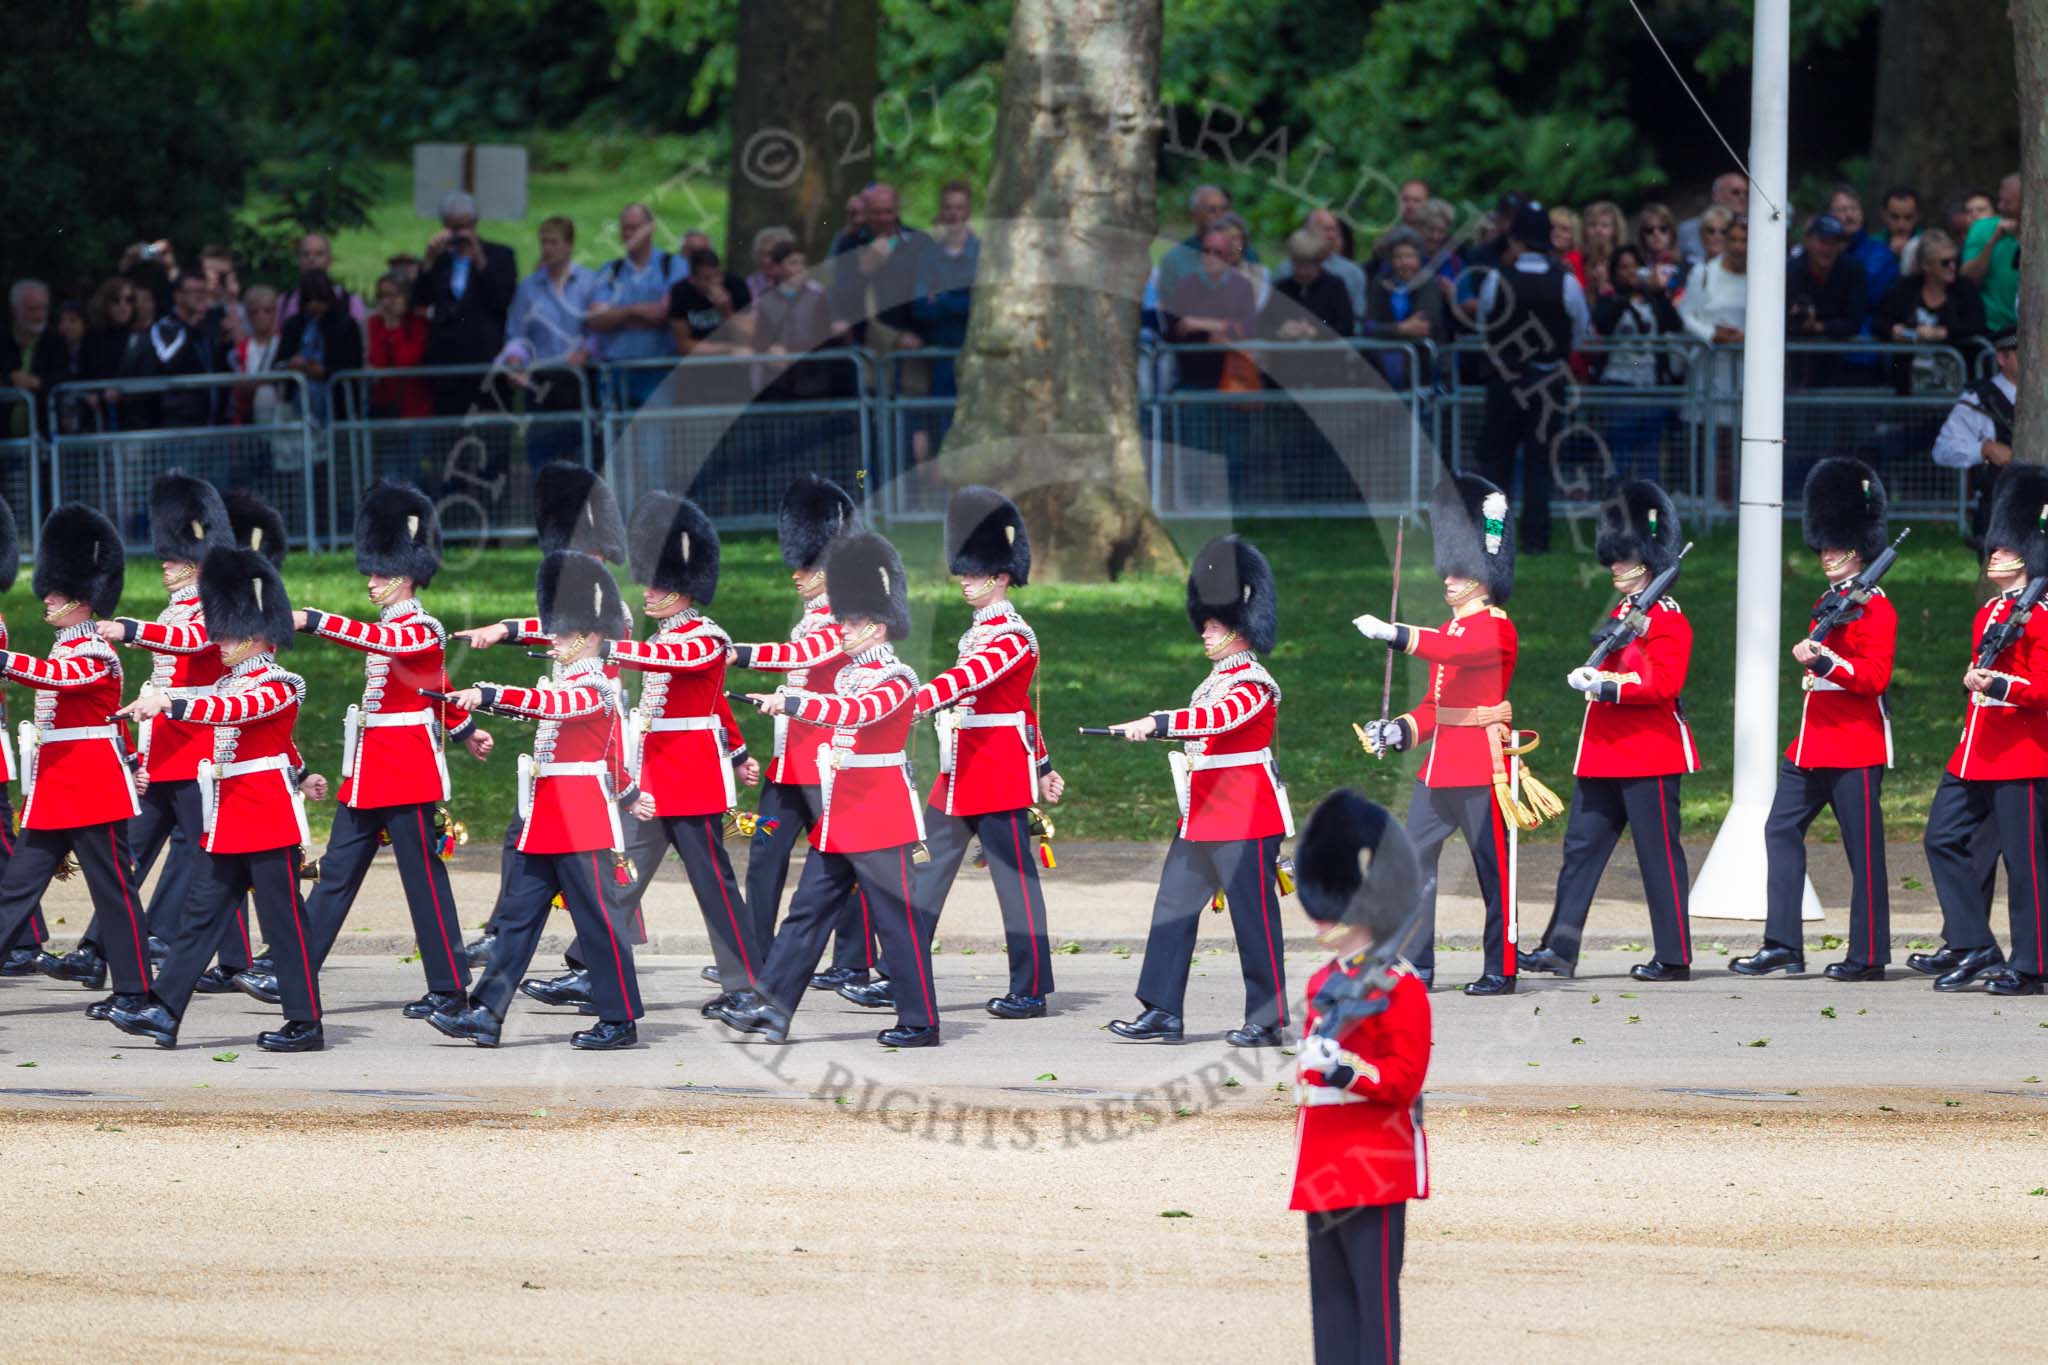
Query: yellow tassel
1351 721 1375 757
1274 856 1296 896
1038 842 1057 870
1519 770 1566 824
1028 806 1056 871
1494 781 1539 832
550 892 566 909
1211 890 1227 914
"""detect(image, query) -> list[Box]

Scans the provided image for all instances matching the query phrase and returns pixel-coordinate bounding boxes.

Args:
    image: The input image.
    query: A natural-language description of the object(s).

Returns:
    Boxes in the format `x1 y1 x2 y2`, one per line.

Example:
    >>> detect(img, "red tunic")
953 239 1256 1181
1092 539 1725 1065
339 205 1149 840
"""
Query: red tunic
117 588 224 782
1947 588 2048 781
304 599 473 809
482 659 628 855
0 616 12 785
173 655 309 854
786 645 922 854
1573 597 1699 778
735 598 845 787
1394 606 1516 788
1789 587 1896 770
609 611 748 818
6 623 138 830
915 601 1048 816
1290 962 1431 1211
1152 651 1287 842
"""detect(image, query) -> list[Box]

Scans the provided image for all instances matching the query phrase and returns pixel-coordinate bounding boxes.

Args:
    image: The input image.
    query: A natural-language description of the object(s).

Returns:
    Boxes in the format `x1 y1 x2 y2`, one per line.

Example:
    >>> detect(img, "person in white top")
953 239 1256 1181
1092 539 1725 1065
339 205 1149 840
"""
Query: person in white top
1679 216 1749 422
1934 327 2019 544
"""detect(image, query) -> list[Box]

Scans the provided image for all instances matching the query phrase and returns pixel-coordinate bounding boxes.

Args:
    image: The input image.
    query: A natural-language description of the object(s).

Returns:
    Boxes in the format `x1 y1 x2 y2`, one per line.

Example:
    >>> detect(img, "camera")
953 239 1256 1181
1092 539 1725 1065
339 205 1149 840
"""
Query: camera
140 243 162 261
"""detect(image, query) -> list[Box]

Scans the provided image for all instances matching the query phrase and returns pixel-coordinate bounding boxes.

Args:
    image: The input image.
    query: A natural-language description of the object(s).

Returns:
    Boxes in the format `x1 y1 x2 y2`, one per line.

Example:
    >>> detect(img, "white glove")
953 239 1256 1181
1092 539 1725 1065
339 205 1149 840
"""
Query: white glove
1567 667 1601 694
1298 1034 1342 1071
1363 718 1406 756
1352 612 1398 643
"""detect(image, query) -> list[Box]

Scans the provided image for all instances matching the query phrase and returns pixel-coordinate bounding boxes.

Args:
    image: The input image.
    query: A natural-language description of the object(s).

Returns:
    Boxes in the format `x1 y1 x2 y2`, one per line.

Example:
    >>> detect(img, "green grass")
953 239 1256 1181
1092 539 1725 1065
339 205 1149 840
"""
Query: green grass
321 135 731 297
8 518 1983 845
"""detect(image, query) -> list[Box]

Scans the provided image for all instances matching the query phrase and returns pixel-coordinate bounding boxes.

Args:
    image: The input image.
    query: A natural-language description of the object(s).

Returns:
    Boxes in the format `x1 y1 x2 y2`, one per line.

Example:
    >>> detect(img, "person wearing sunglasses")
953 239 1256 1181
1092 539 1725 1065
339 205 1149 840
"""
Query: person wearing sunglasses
1631 204 1682 290
1873 228 1986 396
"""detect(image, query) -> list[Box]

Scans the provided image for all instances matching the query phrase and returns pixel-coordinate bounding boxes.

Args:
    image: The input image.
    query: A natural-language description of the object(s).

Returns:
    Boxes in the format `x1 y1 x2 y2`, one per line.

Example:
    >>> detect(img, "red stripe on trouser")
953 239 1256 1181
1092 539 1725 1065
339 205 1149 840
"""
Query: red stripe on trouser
702 819 754 984
1861 770 1875 964
1380 1212 1393 1362
414 808 463 982
1657 779 1688 960
2032 786 2045 973
107 828 147 982
1256 840 1288 1026
1489 801 1514 975
857 887 874 971
590 852 633 1012
898 848 936 1024
1008 813 1041 996
283 852 320 1021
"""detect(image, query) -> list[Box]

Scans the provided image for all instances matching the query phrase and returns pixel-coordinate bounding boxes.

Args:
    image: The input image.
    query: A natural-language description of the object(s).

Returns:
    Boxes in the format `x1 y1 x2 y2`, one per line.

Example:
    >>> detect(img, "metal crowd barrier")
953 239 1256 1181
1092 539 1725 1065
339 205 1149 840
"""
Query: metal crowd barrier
601 351 875 529
330 361 596 546
12 336 1998 544
47 371 323 552
0 386 44 554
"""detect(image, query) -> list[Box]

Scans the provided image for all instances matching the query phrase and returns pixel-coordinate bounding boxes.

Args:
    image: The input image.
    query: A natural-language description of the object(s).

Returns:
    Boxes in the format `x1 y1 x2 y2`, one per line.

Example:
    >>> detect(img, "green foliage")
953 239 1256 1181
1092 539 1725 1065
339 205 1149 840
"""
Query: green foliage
0 1 248 289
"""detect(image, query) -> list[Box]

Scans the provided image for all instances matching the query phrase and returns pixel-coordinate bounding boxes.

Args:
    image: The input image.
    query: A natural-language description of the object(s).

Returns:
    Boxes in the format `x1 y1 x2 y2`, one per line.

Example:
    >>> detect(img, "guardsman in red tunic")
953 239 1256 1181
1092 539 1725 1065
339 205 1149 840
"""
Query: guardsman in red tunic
453 462 663 988
109 545 325 1052
1106 535 1291 1047
719 531 940 1048
1917 466 2048 996
288 479 483 1018
1355 475 1526 996
1524 480 1698 983
55 472 250 992
0 495 55 976
0 505 152 1012
1734 460 1898 980
908 487 1064 1020
727 473 873 991
601 492 762 1009
431 551 645 1048
1291 790 1430 1365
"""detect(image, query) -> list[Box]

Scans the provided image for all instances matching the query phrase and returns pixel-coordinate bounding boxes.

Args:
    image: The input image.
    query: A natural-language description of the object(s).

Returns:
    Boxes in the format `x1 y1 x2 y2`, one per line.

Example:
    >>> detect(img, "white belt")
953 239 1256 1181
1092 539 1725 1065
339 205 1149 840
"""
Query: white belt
538 761 611 777
646 716 723 733
954 710 1025 730
829 750 907 769
937 708 1028 777
41 725 120 743
1189 747 1274 771
362 710 435 728
160 685 212 701
1296 1083 1369 1108
218 754 293 779
1801 676 1844 693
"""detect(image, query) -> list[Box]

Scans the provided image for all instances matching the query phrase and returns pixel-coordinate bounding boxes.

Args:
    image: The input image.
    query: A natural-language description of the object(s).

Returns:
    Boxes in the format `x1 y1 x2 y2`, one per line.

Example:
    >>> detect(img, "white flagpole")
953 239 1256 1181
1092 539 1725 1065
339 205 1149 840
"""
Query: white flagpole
1689 0 1820 922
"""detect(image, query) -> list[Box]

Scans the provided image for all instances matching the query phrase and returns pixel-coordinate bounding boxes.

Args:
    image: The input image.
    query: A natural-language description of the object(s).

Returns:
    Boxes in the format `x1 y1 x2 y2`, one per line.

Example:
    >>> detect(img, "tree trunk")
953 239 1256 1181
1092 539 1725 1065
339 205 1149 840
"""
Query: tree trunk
2014 0 2048 463
939 0 1180 582
724 0 878 267
1871 0 2018 205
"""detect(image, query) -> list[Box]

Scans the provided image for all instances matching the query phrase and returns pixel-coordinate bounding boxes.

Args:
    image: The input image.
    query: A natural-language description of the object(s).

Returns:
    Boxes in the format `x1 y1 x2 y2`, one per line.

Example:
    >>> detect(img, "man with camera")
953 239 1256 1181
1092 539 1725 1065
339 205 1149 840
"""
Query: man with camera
410 190 516 417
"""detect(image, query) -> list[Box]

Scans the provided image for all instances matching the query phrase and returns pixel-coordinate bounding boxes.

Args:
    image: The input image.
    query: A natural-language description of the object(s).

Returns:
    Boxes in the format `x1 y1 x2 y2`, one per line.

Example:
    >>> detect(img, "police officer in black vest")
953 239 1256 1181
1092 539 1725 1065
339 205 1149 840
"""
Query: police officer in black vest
1471 201 1589 555
1933 325 2019 547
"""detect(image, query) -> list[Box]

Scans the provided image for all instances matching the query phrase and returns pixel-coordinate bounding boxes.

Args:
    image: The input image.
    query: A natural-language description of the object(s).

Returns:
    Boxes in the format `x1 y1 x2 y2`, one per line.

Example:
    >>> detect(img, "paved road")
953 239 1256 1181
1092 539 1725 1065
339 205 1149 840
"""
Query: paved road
3 952 2041 1114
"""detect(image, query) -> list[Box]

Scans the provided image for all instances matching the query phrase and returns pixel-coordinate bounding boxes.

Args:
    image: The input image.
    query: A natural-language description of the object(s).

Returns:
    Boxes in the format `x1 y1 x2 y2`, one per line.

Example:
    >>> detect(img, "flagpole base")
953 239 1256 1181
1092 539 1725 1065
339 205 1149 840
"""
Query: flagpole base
1687 801 1823 922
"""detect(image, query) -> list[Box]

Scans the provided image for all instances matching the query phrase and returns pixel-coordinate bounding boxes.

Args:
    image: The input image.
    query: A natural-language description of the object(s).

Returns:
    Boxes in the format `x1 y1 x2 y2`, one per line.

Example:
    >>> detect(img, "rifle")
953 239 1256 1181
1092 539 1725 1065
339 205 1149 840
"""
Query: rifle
1808 529 1909 645
422 687 527 721
1975 572 2048 670
1308 900 1432 1040
1584 542 1693 670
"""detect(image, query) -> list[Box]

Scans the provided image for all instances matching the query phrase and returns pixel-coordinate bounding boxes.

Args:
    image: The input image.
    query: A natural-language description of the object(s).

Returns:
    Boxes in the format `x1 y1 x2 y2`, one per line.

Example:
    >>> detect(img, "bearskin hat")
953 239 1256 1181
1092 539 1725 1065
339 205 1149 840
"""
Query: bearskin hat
945 485 1031 585
33 503 124 614
1184 534 1277 655
825 531 912 640
354 478 442 587
1595 479 1682 573
534 461 626 564
0 494 18 593
1431 474 1515 605
149 469 232 564
1295 788 1422 941
199 546 293 650
225 489 288 567
1801 458 1889 565
1985 463 2048 574
536 550 630 639
627 491 720 603
778 473 858 571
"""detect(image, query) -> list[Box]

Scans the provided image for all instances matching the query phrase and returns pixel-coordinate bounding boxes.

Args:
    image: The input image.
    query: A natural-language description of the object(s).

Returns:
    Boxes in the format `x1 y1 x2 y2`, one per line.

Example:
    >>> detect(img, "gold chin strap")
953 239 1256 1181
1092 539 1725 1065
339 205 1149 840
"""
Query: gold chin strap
1445 580 1481 607
964 577 997 602
164 562 196 588
1612 565 1648 588
649 591 681 614
370 578 404 606
1988 552 2026 575
800 568 827 595
221 639 263 667
42 598 77 624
